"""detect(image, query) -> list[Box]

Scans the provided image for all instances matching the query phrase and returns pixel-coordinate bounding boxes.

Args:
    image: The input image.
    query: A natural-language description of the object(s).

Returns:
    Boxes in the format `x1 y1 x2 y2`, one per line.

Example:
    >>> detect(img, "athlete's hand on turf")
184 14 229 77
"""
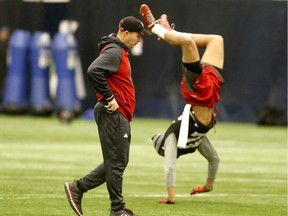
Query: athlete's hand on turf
158 199 175 204
105 99 119 112
191 185 213 195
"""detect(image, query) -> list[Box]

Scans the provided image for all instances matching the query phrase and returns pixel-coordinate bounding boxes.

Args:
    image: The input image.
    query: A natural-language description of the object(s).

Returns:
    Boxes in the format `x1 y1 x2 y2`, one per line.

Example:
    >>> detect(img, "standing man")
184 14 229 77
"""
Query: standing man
140 4 224 204
64 16 148 216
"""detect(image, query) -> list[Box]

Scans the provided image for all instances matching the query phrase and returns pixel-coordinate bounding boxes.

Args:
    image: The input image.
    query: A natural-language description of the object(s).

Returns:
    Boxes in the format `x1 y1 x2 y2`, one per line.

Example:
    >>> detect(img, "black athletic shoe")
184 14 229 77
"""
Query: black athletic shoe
64 180 83 216
110 208 138 216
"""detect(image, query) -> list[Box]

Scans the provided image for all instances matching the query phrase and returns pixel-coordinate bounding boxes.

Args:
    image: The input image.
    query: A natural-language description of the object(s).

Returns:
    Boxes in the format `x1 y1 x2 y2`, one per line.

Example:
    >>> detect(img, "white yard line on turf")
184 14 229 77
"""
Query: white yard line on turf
0 193 286 199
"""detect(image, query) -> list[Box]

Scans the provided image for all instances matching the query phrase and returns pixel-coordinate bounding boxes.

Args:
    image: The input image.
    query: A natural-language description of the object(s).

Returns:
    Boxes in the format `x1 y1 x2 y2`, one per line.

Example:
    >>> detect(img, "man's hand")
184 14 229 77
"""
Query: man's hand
105 98 119 112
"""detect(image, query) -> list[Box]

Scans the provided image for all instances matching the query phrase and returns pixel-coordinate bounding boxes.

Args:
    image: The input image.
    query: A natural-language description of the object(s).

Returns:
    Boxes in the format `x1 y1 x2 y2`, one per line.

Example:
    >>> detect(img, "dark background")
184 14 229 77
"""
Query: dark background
0 0 287 123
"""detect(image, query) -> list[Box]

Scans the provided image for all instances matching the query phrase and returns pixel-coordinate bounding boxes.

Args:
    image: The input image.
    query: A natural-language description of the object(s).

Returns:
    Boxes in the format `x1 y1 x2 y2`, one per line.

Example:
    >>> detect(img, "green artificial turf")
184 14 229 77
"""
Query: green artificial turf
0 115 287 216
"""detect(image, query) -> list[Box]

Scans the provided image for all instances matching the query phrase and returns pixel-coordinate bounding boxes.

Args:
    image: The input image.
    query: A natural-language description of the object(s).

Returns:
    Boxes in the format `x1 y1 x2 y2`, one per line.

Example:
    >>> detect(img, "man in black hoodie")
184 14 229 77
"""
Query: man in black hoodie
64 16 148 216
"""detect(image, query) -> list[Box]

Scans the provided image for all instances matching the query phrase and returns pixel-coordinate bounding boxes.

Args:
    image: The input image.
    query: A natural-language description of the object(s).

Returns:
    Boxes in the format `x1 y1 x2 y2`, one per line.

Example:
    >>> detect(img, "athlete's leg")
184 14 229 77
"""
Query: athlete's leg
143 10 224 68
191 34 224 69
140 5 201 64
151 15 200 64
163 31 200 64
161 29 224 68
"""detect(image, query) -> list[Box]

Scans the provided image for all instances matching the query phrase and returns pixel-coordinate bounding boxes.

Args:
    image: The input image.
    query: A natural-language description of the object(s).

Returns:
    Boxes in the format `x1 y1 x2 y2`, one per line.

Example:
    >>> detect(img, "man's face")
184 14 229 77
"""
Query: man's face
124 31 142 49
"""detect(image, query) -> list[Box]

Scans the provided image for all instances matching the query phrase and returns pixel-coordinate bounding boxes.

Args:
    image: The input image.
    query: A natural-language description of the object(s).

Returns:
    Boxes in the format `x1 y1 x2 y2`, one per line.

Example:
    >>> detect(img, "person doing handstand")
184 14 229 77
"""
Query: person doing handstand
140 4 224 204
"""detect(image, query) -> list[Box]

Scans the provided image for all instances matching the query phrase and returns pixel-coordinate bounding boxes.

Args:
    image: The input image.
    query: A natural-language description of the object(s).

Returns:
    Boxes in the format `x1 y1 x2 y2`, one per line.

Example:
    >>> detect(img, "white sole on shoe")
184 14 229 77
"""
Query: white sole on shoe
64 182 83 216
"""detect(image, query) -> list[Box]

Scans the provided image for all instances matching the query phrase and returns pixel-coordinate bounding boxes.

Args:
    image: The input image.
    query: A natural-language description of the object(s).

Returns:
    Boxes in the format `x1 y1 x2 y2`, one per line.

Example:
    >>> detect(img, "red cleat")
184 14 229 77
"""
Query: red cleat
139 4 157 31
158 199 175 204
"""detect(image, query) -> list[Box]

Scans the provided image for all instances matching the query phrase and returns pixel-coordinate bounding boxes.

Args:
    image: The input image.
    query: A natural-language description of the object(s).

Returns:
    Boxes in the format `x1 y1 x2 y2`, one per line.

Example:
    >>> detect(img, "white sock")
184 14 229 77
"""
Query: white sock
151 24 169 39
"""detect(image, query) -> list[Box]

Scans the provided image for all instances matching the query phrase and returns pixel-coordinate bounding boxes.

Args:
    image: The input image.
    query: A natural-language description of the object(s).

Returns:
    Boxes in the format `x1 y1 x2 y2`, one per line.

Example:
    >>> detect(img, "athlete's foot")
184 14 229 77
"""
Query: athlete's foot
139 4 157 31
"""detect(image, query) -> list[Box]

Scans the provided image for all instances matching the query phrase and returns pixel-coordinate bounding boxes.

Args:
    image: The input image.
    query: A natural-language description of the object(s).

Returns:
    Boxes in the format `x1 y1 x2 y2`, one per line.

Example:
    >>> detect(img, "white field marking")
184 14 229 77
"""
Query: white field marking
0 175 67 180
126 177 287 184
1 176 284 185
0 175 285 184
0 193 286 200
215 178 287 183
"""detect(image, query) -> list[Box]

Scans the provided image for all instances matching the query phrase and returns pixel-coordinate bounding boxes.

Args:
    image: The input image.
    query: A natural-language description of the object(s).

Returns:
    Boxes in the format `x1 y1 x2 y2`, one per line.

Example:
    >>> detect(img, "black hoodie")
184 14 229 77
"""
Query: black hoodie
87 33 136 121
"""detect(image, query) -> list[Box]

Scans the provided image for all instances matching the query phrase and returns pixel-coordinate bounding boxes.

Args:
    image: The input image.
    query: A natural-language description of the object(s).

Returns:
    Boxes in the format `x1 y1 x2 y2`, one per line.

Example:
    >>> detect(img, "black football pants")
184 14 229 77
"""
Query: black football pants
77 101 131 211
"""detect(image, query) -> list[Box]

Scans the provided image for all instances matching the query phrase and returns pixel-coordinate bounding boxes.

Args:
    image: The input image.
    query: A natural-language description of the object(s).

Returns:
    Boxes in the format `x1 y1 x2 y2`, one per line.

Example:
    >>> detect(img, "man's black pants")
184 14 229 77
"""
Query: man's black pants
77 102 131 211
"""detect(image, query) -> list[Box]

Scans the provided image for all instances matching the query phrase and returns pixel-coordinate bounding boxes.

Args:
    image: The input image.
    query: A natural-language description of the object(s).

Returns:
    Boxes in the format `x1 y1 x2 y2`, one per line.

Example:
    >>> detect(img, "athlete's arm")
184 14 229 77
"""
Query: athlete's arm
163 133 178 202
197 136 220 188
